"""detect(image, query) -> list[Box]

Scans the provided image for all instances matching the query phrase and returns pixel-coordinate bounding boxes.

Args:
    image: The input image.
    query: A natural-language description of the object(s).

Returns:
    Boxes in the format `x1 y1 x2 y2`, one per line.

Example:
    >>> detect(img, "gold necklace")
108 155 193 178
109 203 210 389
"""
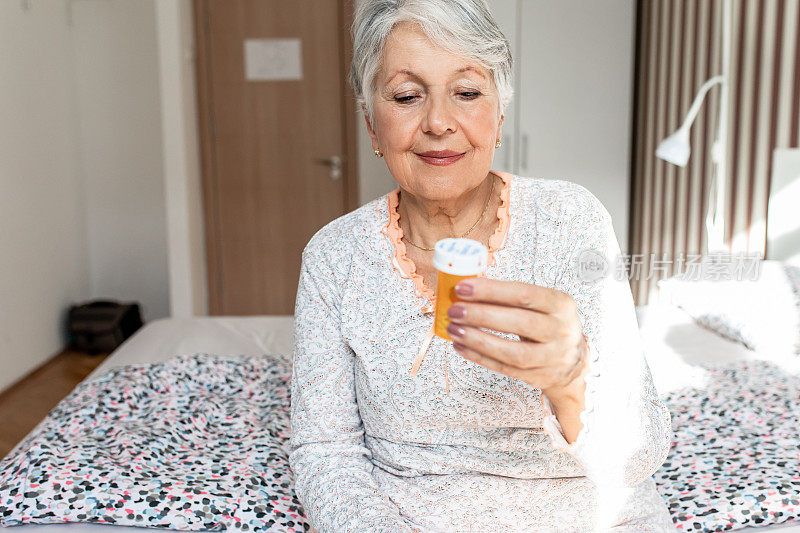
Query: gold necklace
401 176 495 252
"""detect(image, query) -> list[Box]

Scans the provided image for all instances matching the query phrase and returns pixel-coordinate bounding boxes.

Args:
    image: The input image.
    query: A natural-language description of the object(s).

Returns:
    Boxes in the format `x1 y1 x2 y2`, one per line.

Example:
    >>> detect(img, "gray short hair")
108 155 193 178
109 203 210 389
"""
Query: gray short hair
349 0 513 123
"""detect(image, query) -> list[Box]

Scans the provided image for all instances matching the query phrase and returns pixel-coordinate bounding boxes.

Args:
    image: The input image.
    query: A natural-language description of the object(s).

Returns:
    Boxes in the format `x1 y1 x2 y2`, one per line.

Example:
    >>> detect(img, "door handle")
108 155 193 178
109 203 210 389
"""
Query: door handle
315 155 343 180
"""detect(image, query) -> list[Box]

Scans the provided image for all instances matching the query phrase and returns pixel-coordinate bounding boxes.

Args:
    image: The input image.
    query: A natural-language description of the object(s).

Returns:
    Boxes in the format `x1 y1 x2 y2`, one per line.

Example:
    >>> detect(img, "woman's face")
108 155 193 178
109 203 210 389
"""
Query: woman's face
364 21 504 202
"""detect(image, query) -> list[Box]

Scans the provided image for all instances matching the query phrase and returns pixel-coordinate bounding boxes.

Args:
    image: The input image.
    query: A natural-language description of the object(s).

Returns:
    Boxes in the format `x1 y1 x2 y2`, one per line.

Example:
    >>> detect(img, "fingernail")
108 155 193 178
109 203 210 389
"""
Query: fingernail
454 281 473 297
447 323 465 338
448 304 465 319
452 341 466 352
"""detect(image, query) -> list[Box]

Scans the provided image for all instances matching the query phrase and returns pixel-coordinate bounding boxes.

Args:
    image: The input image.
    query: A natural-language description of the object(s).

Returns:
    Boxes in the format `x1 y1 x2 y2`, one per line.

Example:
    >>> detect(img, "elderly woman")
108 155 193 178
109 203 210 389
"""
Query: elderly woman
289 1 674 531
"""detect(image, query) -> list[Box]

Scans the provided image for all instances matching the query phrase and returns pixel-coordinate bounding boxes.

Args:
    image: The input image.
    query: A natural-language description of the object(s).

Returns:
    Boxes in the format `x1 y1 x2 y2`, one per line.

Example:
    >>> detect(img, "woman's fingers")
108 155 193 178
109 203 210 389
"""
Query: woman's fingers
446 277 584 387
452 340 524 378
447 321 557 369
454 276 570 315
452 337 555 388
447 301 560 343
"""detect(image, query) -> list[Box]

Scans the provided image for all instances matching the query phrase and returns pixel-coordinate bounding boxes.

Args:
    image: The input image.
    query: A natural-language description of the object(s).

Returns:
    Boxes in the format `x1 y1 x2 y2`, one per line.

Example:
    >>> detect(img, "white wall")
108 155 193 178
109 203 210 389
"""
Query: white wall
0 1 90 392
155 0 208 318
0 0 172 393
517 0 634 253
71 0 170 322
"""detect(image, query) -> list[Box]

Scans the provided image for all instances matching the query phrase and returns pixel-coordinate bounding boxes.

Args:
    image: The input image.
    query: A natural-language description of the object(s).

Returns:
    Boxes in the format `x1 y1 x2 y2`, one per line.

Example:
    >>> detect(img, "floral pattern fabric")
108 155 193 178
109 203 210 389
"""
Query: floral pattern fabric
654 359 800 532
0 354 308 532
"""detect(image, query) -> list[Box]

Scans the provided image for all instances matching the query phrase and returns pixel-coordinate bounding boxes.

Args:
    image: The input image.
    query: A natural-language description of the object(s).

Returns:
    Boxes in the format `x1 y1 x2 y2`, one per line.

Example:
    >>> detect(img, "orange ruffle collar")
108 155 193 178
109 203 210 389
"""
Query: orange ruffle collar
381 170 513 314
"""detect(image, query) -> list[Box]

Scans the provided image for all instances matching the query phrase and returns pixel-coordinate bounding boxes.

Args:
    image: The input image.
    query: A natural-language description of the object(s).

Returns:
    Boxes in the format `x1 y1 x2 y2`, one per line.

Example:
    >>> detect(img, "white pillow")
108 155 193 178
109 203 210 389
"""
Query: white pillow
656 260 800 356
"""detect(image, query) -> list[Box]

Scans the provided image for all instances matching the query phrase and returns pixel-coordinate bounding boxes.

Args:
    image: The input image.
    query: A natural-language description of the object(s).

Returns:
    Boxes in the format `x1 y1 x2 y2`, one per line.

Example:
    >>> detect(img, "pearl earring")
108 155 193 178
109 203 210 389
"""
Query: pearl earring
495 139 502 149
374 149 383 158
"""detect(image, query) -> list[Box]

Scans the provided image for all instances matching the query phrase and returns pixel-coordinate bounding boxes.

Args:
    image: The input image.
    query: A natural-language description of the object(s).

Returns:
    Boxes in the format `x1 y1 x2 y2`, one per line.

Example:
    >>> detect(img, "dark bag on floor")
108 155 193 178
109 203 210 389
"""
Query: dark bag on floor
67 300 143 354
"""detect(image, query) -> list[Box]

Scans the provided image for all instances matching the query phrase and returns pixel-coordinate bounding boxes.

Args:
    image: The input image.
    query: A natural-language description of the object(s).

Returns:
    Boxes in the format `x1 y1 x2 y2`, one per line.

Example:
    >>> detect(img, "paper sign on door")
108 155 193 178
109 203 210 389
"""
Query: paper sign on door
244 38 302 81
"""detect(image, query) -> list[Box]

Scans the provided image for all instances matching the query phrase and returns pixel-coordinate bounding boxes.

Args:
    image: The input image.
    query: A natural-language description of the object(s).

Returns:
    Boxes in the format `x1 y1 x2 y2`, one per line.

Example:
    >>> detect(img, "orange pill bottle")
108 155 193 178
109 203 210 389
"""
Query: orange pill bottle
432 238 489 341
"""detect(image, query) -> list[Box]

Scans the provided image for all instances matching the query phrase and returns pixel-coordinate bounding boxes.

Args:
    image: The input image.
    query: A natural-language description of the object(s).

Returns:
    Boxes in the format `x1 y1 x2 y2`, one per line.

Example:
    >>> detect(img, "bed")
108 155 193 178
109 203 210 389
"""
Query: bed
0 317 299 533
2 267 799 532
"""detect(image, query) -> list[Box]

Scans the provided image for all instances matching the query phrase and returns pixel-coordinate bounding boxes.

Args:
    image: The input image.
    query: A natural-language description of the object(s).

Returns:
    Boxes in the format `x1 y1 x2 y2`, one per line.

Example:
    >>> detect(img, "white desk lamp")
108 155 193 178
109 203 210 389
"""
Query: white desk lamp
655 0 731 254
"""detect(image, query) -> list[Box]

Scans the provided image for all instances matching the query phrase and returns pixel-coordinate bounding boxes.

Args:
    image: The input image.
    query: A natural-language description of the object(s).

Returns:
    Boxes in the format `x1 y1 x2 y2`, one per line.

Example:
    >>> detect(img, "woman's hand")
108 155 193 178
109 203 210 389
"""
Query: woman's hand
446 277 590 403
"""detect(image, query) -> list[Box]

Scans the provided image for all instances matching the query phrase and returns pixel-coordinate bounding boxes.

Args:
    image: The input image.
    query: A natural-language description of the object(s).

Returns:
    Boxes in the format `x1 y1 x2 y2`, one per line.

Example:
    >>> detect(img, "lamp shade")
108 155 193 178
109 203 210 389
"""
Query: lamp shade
655 127 691 167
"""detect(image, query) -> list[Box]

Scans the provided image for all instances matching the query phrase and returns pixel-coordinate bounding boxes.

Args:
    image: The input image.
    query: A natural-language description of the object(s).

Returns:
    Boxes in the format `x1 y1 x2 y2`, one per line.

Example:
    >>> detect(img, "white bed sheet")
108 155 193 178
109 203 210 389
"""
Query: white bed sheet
84 315 295 381
4 310 799 532
637 302 800 395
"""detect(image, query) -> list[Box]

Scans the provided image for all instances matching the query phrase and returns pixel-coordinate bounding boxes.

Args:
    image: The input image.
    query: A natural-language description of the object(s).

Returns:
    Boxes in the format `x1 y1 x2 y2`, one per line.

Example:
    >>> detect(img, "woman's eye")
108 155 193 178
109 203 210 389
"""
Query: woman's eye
393 92 480 103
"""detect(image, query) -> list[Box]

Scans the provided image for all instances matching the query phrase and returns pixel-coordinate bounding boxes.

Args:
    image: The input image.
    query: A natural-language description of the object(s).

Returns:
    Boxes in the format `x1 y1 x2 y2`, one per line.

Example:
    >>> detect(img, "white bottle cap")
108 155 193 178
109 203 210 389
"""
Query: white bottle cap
433 238 489 276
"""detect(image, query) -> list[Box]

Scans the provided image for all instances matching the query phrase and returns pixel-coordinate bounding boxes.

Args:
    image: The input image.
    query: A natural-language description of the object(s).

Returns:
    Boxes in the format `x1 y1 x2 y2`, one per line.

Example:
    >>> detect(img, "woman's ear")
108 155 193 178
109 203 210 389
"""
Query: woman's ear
362 104 380 150
496 112 505 141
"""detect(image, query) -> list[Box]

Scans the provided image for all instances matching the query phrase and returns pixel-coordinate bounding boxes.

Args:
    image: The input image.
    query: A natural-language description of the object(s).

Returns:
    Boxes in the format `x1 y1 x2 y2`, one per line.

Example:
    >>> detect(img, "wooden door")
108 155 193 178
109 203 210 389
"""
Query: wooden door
194 0 358 315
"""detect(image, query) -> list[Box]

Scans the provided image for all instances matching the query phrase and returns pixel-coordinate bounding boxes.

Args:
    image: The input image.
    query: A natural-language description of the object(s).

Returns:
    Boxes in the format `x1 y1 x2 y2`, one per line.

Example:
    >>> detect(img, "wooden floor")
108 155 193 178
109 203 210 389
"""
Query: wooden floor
0 349 110 459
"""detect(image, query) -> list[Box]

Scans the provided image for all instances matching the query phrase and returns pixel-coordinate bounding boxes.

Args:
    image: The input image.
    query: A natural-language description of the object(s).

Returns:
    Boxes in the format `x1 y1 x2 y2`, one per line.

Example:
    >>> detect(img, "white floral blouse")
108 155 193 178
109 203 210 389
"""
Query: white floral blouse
289 171 676 532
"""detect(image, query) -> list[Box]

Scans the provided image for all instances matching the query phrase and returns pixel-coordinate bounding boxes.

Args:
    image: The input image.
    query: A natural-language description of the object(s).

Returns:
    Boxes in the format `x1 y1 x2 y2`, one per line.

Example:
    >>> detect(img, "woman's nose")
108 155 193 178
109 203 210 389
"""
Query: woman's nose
421 94 457 135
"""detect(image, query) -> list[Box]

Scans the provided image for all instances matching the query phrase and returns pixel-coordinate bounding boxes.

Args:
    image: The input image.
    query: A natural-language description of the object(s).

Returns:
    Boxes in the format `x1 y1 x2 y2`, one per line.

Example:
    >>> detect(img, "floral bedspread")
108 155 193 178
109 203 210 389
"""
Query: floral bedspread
0 353 308 531
654 359 800 532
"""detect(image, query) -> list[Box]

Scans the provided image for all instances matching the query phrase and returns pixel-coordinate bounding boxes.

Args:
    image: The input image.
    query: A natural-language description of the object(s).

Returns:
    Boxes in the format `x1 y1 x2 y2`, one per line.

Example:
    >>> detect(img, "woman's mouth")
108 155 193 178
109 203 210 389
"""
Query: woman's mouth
415 150 466 166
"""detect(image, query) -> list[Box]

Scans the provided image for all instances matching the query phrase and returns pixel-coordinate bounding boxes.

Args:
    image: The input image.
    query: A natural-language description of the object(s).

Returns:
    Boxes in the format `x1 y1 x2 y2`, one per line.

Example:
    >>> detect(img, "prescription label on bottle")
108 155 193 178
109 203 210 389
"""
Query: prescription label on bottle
432 238 488 340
